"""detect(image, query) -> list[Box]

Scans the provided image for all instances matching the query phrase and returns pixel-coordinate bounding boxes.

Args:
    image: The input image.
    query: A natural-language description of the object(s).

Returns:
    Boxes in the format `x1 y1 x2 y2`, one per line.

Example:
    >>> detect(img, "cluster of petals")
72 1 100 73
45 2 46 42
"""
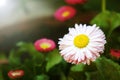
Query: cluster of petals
65 0 87 5
34 38 56 52
58 24 106 65
110 49 120 59
8 70 24 79
54 6 76 22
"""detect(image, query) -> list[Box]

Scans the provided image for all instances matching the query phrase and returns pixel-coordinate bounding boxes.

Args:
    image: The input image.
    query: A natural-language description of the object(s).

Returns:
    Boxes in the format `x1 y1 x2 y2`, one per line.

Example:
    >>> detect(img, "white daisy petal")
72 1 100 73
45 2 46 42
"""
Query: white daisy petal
85 49 93 59
78 49 85 60
75 24 79 28
58 24 106 65
69 28 77 36
60 46 74 55
64 35 74 41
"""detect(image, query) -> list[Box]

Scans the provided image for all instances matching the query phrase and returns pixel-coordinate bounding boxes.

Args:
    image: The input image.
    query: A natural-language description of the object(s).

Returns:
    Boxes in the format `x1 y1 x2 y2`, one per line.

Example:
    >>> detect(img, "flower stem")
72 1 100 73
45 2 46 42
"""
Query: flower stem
102 0 106 12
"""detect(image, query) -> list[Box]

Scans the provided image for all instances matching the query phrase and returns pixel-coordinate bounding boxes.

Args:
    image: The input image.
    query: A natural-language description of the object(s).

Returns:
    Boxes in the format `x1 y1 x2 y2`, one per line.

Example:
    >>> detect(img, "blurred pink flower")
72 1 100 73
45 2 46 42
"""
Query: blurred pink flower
65 0 87 5
110 49 120 59
54 6 76 22
8 70 24 79
34 38 56 52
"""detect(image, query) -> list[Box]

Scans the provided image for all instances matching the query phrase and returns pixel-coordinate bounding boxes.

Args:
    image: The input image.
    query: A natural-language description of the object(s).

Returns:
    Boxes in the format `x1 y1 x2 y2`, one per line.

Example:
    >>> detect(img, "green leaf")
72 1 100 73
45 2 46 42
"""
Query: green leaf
33 52 44 65
17 41 45 63
35 74 49 80
16 42 36 55
69 72 86 80
8 50 21 66
91 11 120 37
91 11 111 29
95 57 120 80
108 12 120 36
70 64 85 72
46 49 62 72
85 71 102 80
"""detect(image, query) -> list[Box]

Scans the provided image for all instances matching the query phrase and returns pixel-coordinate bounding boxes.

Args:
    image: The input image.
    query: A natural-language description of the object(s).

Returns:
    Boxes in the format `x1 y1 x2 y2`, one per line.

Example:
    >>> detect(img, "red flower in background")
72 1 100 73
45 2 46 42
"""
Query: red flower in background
34 38 56 52
8 70 24 79
110 49 120 59
65 0 87 5
54 6 76 22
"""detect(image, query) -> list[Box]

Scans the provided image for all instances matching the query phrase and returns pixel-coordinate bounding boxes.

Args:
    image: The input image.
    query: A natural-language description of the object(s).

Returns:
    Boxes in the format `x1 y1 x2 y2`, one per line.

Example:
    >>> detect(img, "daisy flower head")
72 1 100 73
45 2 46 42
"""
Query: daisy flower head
110 49 120 59
54 6 76 22
34 38 56 53
65 0 87 5
58 24 106 65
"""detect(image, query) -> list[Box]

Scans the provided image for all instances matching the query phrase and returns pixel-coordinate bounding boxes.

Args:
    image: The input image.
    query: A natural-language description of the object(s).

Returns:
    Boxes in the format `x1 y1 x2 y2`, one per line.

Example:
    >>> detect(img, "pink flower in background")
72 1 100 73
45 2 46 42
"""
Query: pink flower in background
8 70 24 79
34 38 56 52
54 6 76 22
110 49 120 59
65 0 87 5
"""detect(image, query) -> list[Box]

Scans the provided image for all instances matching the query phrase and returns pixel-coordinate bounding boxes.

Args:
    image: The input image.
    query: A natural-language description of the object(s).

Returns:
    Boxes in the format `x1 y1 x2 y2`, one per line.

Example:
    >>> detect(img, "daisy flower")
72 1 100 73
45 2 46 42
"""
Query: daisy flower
58 24 106 65
34 38 56 52
8 70 24 79
65 0 87 5
54 6 76 22
110 49 120 59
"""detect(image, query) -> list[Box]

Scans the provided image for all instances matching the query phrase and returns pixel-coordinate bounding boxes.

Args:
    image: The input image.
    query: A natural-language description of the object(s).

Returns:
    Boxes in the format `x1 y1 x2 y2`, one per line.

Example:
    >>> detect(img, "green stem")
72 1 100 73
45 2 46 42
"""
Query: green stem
102 0 106 12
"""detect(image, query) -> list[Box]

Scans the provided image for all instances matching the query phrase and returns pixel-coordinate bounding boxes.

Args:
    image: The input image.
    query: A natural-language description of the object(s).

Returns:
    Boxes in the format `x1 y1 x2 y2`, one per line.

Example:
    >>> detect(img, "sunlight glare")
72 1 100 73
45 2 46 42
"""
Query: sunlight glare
0 0 7 7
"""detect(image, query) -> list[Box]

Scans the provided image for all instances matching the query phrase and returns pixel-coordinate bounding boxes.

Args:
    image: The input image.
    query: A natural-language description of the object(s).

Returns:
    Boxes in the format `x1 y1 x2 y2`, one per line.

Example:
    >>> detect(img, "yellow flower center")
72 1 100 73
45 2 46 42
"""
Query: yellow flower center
40 43 51 49
62 11 70 17
74 34 89 48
